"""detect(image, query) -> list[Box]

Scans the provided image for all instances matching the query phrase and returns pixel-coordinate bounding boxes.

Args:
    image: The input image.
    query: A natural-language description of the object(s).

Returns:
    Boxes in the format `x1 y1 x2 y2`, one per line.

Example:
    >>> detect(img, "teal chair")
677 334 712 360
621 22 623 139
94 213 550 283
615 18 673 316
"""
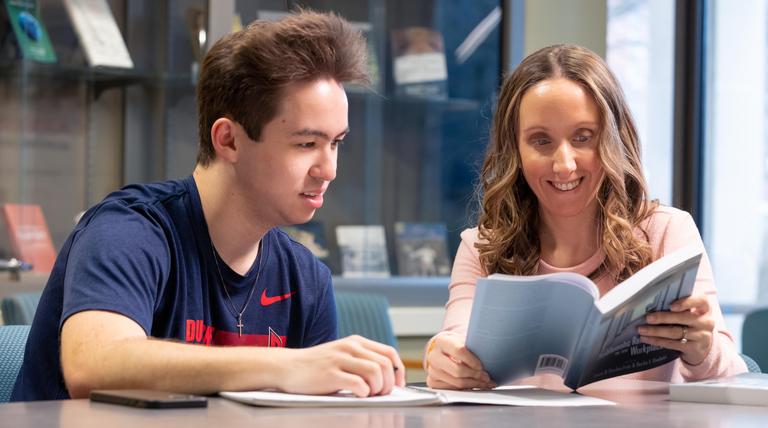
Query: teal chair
741 354 761 373
1 292 42 325
0 325 31 402
334 291 397 348
743 308 768 371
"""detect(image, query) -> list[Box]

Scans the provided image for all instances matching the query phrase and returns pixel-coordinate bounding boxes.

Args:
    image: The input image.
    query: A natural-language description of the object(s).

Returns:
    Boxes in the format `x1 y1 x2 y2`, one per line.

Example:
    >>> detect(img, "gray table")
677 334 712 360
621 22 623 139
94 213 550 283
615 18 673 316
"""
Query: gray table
1 380 766 427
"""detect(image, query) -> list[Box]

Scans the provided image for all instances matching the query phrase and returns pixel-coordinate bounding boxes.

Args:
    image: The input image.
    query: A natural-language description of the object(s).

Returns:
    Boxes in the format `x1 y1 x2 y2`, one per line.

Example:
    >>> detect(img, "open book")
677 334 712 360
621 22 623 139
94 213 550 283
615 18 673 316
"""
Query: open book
466 245 703 390
219 385 613 408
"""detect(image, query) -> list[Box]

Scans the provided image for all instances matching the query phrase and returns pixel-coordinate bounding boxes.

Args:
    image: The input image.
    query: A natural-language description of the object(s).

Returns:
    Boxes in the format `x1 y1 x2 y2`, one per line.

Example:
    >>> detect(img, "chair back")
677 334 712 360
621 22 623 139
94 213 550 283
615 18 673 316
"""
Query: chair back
0 325 31 402
335 291 397 348
1 292 42 325
743 307 768 371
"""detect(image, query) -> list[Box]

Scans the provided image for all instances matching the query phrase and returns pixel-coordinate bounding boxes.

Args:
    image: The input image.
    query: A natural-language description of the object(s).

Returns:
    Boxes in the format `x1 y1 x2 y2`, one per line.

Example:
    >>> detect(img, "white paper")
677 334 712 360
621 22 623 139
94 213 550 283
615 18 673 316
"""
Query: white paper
220 385 615 408
394 53 448 84
425 385 615 407
63 0 134 68
220 387 440 408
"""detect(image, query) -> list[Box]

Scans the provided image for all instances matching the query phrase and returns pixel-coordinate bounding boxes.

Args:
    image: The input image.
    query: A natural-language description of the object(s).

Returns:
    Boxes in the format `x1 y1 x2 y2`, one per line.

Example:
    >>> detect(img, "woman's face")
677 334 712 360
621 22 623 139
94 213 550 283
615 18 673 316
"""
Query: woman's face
517 78 604 222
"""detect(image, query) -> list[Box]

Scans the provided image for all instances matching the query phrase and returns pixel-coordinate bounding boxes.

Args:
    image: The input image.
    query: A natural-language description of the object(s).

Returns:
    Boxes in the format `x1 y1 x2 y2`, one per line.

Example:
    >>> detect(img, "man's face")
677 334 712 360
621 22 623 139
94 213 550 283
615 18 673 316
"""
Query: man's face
232 78 348 227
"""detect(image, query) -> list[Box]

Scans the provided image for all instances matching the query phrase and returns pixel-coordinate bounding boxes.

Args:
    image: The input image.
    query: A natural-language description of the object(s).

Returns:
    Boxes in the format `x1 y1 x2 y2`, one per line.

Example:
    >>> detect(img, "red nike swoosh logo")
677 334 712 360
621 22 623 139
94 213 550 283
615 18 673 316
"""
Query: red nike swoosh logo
260 290 297 306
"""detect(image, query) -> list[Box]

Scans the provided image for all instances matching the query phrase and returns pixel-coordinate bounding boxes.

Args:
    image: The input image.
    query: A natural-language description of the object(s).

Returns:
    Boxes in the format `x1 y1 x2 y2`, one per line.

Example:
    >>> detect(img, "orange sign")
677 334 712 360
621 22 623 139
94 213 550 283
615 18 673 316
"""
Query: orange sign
2 204 56 272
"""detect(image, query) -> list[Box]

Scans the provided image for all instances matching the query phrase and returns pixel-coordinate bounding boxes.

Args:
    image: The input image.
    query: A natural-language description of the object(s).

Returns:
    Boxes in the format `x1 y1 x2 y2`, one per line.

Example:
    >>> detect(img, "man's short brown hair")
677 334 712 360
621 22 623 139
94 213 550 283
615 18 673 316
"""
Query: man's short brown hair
195 10 369 166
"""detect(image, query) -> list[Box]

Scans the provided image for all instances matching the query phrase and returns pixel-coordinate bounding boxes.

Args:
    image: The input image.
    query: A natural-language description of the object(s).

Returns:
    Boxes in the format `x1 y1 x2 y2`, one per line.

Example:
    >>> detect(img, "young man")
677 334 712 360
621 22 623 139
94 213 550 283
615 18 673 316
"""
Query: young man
11 10 404 401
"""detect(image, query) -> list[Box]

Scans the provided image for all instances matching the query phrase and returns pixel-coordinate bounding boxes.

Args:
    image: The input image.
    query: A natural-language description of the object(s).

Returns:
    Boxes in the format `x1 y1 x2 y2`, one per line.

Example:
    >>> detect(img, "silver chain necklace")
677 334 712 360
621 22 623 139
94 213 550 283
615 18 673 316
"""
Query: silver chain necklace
211 239 263 337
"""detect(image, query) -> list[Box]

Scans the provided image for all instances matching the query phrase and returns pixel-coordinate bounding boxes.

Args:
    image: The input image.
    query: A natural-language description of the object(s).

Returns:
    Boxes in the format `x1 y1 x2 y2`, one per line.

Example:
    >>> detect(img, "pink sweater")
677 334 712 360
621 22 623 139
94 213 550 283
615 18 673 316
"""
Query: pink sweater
434 206 746 384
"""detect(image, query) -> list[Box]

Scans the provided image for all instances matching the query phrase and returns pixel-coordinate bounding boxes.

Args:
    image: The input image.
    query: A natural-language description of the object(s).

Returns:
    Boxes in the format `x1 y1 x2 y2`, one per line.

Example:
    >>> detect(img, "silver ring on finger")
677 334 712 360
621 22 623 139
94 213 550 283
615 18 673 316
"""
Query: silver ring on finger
679 326 688 344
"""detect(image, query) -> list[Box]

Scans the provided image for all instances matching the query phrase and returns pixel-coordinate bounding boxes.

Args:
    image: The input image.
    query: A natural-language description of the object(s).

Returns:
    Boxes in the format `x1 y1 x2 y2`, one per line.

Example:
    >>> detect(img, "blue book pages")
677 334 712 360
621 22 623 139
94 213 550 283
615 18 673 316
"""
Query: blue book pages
466 273 597 386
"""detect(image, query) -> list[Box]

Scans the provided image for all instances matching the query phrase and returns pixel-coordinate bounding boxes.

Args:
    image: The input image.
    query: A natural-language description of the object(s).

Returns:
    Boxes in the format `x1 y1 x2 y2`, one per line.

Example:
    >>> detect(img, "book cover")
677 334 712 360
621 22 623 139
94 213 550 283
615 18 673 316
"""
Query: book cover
670 372 768 406
63 0 133 68
390 27 448 99
465 245 703 389
4 0 56 63
1 203 56 272
394 222 451 276
335 225 390 278
280 222 332 269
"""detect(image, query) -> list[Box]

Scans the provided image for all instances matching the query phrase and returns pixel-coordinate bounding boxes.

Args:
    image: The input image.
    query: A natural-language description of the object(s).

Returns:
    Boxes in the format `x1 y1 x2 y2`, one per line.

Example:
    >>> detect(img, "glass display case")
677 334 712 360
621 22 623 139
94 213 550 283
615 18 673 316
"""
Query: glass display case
0 0 504 279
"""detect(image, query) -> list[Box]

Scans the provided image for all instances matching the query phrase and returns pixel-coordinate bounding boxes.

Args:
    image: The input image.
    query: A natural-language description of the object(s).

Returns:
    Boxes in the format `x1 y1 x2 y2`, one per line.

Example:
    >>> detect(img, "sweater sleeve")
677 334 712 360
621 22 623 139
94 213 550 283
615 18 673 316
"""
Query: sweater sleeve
441 228 486 335
423 228 485 366
650 208 747 380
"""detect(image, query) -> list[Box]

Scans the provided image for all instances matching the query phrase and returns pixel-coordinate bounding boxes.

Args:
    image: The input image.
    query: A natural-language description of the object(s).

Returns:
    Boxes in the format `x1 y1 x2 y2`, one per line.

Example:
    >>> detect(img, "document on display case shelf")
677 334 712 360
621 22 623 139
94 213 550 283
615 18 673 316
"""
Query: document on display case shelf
63 0 133 68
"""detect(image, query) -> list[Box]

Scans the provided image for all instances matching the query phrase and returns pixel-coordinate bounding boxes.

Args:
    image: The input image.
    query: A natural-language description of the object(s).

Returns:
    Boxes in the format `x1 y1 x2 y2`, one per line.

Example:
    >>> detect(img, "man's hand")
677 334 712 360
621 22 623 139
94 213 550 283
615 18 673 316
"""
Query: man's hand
279 335 405 397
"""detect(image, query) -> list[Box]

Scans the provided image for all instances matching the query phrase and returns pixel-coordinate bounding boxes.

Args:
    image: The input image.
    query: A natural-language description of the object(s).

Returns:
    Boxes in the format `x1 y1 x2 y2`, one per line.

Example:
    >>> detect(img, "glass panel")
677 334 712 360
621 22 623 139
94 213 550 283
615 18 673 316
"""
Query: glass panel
703 0 768 307
1 0 502 280
228 0 502 275
702 0 768 348
0 72 88 247
606 0 675 205
0 0 121 261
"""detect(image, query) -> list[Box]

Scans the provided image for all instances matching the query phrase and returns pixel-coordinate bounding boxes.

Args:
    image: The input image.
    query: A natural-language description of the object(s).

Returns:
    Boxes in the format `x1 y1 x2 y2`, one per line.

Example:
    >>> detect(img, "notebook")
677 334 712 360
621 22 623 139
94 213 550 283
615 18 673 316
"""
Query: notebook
670 373 768 406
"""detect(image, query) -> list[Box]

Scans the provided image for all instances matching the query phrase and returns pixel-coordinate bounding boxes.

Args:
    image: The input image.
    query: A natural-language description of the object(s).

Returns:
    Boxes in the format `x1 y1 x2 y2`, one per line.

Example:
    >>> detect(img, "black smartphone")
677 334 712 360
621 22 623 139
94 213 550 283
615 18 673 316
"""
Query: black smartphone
89 389 208 409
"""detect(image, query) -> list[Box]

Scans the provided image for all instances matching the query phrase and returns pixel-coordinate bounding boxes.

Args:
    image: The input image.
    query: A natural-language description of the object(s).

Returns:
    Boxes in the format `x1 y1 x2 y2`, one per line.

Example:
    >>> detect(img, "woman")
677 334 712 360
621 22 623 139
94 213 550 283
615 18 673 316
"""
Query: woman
424 44 746 390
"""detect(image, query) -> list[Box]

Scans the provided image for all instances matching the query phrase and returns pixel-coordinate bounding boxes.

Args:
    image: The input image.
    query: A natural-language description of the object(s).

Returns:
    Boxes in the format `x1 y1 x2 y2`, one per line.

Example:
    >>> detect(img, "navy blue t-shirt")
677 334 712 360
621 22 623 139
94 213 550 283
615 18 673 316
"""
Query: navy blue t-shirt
11 176 336 401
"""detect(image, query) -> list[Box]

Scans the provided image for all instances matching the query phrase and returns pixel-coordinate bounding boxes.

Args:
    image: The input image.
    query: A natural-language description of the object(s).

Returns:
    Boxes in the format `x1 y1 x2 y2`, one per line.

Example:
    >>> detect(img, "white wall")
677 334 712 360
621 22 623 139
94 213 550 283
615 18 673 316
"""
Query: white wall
524 0 607 56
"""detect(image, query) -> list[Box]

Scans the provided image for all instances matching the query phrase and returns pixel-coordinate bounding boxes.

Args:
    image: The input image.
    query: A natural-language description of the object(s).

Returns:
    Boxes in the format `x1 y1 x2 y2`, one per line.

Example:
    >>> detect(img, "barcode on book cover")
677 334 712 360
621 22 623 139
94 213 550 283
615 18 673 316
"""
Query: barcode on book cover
534 354 568 376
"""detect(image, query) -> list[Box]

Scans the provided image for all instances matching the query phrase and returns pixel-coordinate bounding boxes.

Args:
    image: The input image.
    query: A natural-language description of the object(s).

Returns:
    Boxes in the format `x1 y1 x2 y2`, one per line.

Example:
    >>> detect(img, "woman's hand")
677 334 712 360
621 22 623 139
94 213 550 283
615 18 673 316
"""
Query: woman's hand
637 294 716 365
424 331 495 389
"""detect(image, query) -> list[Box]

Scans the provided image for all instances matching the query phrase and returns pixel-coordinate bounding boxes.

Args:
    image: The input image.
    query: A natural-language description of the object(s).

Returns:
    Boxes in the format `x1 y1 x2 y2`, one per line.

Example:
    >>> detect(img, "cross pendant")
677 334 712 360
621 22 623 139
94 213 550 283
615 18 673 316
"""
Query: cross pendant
237 315 244 337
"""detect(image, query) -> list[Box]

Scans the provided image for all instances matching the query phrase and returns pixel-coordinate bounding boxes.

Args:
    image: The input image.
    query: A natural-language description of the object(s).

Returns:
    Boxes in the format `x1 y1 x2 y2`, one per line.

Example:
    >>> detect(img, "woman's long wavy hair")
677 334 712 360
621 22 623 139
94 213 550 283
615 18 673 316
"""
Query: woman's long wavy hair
476 44 656 282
